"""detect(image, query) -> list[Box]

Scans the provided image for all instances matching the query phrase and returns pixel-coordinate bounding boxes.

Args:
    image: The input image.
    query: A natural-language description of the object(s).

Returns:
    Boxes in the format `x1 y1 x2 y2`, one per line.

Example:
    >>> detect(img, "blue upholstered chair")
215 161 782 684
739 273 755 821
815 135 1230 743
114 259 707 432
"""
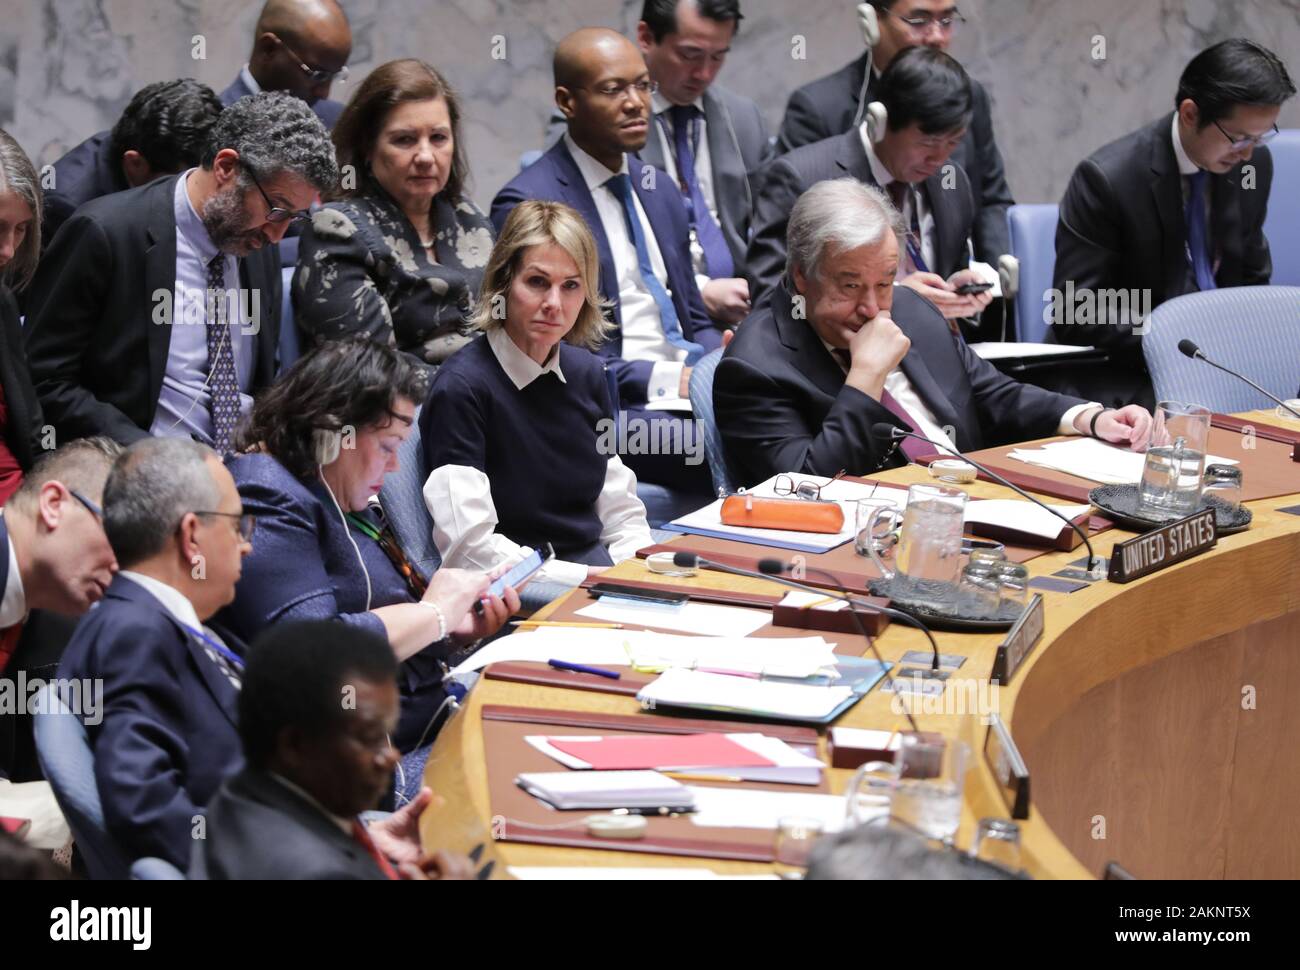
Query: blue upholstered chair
1262 130 1300 287
1006 204 1061 343
687 348 736 494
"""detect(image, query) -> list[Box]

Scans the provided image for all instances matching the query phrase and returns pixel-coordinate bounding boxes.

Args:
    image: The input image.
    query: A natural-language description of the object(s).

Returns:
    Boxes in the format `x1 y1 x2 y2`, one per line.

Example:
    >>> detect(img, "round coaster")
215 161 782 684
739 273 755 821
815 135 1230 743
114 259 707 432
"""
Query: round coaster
1089 484 1252 535
928 459 978 484
647 551 696 577
585 814 648 839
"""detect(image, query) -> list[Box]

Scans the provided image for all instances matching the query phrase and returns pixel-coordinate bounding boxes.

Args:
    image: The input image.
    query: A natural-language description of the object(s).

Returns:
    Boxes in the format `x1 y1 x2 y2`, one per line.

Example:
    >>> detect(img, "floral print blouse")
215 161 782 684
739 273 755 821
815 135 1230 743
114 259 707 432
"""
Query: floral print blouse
292 188 495 367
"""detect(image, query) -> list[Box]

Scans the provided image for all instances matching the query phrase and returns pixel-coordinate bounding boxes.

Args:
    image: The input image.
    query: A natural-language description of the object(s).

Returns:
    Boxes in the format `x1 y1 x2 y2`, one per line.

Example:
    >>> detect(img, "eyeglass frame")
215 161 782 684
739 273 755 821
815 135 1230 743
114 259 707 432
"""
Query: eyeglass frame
190 510 257 542
885 5 967 31
1212 118 1279 151
272 33 350 86
69 489 103 520
242 162 312 226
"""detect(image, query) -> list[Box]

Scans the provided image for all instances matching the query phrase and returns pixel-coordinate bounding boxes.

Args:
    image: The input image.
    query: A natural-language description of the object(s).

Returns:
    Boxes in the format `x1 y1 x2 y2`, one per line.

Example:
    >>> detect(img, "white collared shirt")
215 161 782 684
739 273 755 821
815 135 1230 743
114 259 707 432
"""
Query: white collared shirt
1171 113 1215 269
423 328 654 588
860 124 937 276
239 64 262 96
563 134 685 404
0 511 26 629
651 91 718 285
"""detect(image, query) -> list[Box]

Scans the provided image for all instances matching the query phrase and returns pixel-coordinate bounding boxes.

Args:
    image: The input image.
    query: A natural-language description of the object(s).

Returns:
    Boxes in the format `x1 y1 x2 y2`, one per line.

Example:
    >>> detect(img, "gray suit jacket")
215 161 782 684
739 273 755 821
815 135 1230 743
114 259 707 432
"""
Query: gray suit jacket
746 129 975 303
544 85 771 276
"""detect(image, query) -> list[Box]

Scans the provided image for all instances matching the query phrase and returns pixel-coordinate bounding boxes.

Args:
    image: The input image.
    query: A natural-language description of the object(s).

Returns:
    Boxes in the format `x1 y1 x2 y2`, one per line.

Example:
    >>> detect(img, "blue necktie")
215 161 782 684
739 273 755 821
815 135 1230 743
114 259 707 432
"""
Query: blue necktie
667 104 734 280
605 172 704 362
1186 170 1217 292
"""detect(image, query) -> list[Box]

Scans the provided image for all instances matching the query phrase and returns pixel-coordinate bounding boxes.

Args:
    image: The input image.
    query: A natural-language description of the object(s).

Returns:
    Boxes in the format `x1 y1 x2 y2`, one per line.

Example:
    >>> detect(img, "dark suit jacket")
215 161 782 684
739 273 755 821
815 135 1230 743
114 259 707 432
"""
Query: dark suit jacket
42 131 126 251
545 85 771 276
776 51 1013 262
57 575 244 868
1 286 44 469
490 138 721 405
219 75 343 129
22 174 282 445
191 768 387 880
747 129 976 303
714 285 1085 484
1053 113 1273 370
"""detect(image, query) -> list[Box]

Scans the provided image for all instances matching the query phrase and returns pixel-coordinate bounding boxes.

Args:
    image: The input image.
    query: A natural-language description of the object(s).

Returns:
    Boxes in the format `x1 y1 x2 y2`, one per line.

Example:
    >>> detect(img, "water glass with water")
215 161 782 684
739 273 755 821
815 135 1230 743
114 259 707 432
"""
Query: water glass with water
891 737 970 843
1138 401 1211 517
865 484 967 611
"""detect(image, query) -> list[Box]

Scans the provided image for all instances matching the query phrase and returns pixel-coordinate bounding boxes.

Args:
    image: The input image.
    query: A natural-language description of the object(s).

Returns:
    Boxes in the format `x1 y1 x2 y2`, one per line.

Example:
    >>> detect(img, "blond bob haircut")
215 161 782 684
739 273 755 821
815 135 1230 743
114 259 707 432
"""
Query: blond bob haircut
470 200 612 350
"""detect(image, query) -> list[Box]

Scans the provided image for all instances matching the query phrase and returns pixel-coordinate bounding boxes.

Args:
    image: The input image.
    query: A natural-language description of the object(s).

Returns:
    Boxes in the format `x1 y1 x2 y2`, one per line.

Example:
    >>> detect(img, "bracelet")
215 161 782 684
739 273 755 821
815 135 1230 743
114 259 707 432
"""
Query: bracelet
417 600 447 641
1089 407 1113 439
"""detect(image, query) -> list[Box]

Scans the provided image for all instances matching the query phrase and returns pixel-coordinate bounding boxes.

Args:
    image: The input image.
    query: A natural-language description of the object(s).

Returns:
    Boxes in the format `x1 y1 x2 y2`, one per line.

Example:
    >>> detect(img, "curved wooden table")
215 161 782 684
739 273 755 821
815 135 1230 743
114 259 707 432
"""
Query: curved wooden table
422 412 1300 878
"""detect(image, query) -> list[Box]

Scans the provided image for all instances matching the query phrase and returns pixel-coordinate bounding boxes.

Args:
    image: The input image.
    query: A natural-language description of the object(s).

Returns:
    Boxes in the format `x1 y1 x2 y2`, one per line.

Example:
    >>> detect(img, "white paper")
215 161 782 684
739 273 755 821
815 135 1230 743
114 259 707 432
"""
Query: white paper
644 397 694 413
779 591 849 613
524 732 825 773
970 342 1096 361
576 599 770 637
686 785 855 833
638 668 854 720
449 628 631 675
1007 437 1238 485
508 867 779 880
964 499 1093 540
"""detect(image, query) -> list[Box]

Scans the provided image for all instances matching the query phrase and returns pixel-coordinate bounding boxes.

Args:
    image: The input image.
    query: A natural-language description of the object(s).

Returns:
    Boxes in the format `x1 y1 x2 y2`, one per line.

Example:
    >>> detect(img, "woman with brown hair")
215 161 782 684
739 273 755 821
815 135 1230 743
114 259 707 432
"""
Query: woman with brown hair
293 59 495 368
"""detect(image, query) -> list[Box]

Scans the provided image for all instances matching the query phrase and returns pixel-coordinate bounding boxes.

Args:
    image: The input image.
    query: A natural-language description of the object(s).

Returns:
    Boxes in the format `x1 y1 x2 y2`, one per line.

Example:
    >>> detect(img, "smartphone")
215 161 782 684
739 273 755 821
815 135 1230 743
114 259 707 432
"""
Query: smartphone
955 282 994 295
588 582 689 607
487 543 554 599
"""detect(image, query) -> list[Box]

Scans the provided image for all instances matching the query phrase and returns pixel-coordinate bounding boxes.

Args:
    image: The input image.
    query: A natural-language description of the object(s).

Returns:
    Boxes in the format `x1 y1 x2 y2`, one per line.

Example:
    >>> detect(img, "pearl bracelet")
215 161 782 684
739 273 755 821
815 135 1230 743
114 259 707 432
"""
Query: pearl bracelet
417 600 447 641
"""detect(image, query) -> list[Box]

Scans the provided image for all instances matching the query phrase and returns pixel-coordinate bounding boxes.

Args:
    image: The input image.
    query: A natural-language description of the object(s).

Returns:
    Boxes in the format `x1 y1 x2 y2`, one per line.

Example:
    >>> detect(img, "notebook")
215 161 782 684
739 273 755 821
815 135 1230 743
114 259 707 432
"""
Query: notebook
637 668 857 724
514 770 694 811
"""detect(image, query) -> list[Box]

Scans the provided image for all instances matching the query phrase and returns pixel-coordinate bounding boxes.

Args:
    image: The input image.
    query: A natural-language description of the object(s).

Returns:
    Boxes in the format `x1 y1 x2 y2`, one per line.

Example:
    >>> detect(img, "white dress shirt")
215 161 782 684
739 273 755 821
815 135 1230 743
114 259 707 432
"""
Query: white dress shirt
0 511 26 629
564 134 686 404
861 124 937 275
1171 113 1217 273
423 328 654 588
651 91 718 287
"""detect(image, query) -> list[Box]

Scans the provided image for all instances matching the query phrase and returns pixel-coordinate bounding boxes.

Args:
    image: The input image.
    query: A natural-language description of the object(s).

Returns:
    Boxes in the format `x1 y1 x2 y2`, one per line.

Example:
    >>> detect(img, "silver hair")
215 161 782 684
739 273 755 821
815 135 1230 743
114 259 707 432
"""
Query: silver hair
201 91 338 192
805 823 1026 880
785 177 907 284
0 127 43 290
102 437 223 568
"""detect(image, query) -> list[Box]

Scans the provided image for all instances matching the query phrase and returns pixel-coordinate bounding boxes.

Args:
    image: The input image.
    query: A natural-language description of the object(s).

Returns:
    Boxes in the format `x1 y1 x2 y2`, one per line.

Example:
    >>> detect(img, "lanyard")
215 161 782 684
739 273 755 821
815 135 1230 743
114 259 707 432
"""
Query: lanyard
346 511 383 543
184 624 245 671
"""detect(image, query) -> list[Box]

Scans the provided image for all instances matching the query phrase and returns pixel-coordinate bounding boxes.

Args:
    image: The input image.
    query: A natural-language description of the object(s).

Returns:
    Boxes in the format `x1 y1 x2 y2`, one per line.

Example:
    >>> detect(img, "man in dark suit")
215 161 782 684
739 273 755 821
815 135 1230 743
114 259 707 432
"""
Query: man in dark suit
494 28 722 492
0 439 119 844
1053 39 1295 405
776 1 1012 265
194 620 475 880
715 178 1150 485
219 0 351 130
24 92 337 450
750 47 992 332
58 438 252 869
43 80 224 249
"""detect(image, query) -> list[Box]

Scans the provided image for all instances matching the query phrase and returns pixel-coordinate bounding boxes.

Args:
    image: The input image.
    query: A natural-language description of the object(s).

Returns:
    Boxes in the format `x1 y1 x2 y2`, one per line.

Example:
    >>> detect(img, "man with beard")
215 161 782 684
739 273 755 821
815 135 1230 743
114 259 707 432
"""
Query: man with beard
23 92 338 451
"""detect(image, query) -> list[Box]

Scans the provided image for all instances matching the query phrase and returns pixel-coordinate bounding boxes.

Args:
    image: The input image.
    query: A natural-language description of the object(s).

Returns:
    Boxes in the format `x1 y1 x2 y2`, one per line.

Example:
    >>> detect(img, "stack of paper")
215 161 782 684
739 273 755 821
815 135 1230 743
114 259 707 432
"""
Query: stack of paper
964 499 1093 542
686 786 857 832
637 668 856 722
515 770 693 811
664 473 912 553
1008 438 1238 485
575 597 771 636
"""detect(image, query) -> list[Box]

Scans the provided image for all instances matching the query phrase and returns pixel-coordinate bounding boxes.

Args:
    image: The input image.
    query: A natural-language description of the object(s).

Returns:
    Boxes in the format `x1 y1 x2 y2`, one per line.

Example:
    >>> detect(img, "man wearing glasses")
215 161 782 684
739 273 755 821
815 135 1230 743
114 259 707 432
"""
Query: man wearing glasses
1053 39 1295 406
776 1 1013 267
58 438 254 871
220 0 352 130
493 28 722 495
24 93 338 452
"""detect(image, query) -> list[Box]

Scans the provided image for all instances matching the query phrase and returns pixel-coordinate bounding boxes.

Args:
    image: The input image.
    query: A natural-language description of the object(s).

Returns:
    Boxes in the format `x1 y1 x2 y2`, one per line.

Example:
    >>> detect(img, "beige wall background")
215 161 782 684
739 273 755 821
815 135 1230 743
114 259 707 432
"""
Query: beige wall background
2 0 1298 212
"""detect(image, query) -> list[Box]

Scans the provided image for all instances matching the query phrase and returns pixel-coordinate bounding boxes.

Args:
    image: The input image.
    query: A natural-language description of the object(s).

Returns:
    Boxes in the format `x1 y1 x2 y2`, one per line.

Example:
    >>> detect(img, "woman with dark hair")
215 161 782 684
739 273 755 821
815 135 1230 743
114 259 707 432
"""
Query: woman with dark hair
294 59 495 368
0 128 46 505
218 338 518 753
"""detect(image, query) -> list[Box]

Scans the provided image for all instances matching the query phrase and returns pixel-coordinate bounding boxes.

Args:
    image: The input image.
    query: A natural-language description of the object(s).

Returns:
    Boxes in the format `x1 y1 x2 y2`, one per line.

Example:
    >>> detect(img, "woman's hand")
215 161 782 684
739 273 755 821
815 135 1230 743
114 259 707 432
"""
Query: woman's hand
422 567 490 627
448 584 518 646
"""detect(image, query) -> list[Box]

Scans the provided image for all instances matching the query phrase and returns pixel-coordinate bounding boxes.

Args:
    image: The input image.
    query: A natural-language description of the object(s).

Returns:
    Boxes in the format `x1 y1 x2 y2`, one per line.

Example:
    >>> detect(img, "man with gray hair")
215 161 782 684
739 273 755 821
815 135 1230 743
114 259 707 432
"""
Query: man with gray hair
25 92 339 451
714 178 1152 484
806 823 1026 880
57 437 252 870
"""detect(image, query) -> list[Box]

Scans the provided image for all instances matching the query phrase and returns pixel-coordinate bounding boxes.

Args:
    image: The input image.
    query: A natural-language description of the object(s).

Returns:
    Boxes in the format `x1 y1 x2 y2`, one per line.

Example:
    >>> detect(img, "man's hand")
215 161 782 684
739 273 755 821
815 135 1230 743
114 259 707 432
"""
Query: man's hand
701 277 752 325
898 270 988 323
1075 405 1153 451
368 787 440 867
398 851 477 880
844 312 910 400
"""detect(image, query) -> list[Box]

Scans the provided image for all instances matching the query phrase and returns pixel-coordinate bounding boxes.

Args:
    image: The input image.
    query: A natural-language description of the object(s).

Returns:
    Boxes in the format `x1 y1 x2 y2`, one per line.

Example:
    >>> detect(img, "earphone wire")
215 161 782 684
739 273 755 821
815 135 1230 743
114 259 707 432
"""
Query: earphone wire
320 461 373 612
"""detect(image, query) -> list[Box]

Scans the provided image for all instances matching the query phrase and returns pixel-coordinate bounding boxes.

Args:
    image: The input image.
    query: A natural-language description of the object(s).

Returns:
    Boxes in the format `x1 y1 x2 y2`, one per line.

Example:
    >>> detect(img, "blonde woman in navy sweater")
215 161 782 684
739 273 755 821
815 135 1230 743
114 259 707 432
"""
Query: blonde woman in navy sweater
421 200 653 586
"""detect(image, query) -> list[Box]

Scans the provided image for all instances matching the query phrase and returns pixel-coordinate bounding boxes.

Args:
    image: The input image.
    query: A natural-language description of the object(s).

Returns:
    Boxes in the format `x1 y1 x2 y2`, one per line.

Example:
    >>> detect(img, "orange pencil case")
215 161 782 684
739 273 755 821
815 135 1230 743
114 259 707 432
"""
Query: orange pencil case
719 493 845 534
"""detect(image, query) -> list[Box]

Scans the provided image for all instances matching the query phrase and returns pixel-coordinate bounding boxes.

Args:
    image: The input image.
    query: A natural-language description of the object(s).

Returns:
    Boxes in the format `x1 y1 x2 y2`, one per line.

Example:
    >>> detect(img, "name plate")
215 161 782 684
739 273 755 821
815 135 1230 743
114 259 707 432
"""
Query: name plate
983 713 1030 819
989 593 1044 686
1293 442 1299 463
1107 508 1217 584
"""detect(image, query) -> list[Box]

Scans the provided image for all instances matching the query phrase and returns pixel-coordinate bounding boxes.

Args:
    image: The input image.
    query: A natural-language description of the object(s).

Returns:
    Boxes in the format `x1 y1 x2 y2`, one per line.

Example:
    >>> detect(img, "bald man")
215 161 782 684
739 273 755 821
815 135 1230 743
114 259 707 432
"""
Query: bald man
492 28 721 497
220 0 352 129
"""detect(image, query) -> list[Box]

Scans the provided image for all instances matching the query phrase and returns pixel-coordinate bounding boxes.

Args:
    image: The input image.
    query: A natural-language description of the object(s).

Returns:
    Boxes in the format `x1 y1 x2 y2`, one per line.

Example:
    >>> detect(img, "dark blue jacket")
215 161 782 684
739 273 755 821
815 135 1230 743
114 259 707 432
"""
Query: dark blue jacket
219 75 344 129
490 139 721 407
57 575 244 868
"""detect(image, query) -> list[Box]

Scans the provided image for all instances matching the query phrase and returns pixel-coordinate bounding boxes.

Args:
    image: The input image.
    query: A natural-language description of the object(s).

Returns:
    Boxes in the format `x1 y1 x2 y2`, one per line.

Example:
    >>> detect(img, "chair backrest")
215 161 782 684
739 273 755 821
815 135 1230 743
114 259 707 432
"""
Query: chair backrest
1143 286 1300 411
277 265 301 375
1263 130 1300 286
1007 204 1060 343
687 348 734 495
131 856 187 880
33 683 131 880
378 405 442 583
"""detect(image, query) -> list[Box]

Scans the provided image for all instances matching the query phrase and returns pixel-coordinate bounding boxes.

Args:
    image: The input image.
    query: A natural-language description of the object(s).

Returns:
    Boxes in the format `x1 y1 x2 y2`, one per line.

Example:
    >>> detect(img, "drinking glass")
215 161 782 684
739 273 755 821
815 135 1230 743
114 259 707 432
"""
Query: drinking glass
1138 401 1210 517
864 484 967 611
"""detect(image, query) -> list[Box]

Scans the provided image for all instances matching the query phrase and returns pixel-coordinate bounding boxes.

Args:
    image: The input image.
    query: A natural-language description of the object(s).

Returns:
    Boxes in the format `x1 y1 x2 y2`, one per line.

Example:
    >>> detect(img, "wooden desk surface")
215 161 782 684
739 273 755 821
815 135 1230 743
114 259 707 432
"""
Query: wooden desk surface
421 411 1300 879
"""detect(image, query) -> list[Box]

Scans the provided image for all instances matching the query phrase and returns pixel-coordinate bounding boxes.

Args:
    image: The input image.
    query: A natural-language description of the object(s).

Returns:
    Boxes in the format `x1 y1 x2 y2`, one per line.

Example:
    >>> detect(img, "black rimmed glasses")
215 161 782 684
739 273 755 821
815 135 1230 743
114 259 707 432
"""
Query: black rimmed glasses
772 470 847 501
1212 119 1279 151
888 6 966 31
193 511 257 542
243 163 311 226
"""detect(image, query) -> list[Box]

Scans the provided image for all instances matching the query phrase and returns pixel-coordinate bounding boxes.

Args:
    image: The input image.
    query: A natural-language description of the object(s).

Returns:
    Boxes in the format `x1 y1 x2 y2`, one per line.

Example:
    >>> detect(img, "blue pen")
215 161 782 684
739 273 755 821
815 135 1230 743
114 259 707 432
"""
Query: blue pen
547 659 622 681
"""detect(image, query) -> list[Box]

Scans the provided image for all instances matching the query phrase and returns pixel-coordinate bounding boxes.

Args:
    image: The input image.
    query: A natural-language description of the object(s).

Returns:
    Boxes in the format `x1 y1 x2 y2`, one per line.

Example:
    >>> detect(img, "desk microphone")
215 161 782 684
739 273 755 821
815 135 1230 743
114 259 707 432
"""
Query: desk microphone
870 422 1103 576
671 551 934 731
1177 340 1300 420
